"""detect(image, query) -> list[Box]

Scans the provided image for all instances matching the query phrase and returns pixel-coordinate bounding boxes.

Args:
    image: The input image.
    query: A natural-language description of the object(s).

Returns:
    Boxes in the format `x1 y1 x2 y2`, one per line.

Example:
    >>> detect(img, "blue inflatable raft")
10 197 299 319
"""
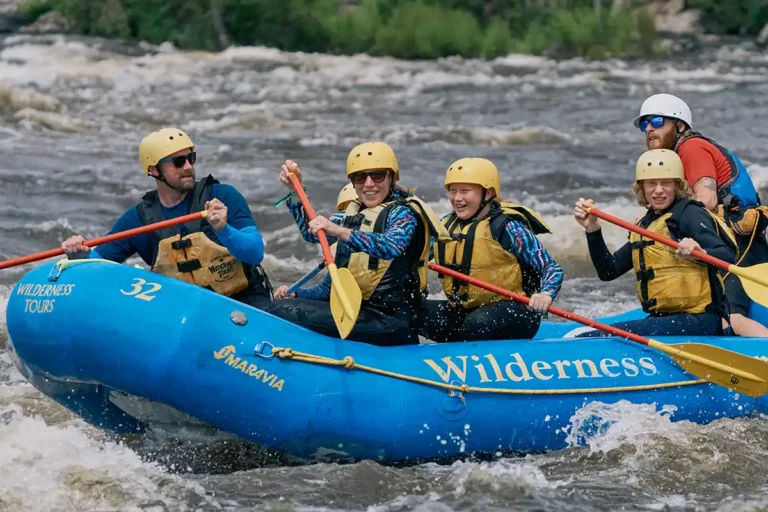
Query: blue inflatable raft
6 260 768 462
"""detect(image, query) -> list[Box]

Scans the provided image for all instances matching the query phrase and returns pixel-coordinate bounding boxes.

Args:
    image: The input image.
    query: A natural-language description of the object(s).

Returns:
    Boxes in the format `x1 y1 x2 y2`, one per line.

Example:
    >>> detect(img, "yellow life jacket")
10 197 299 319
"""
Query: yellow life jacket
434 201 551 309
630 199 737 315
152 232 249 296
337 193 451 304
137 175 271 299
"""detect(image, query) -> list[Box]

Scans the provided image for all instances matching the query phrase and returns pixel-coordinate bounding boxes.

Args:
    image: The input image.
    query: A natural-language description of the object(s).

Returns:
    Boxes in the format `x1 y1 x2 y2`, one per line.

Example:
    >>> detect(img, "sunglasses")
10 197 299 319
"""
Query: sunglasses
158 151 196 168
639 116 665 133
350 170 389 185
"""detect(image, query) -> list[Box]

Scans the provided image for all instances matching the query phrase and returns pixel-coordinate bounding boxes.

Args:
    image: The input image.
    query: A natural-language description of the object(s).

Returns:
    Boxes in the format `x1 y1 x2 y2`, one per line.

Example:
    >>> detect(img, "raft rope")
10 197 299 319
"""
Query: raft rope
47 258 118 281
724 215 759 281
267 346 706 396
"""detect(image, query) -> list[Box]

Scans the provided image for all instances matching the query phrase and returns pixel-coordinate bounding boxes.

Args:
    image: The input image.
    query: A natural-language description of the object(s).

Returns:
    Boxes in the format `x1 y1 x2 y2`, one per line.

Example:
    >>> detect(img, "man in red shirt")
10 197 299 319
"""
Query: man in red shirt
634 93 768 337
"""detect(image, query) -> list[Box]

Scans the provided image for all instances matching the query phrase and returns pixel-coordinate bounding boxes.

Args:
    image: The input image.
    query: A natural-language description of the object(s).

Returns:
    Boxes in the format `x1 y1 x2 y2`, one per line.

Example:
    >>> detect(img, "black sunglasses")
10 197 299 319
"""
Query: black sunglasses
158 151 196 168
350 170 389 185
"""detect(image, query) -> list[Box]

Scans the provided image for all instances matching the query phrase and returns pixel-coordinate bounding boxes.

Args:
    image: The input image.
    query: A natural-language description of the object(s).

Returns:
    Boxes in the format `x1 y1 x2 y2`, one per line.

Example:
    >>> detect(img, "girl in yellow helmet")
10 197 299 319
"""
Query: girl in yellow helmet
427 157 564 342
573 149 737 337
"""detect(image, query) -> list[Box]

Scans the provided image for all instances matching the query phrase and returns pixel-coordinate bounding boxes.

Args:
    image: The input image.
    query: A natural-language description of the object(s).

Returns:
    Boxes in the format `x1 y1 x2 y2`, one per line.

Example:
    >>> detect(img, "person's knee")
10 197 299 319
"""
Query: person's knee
239 296 272 310
728 313 768 338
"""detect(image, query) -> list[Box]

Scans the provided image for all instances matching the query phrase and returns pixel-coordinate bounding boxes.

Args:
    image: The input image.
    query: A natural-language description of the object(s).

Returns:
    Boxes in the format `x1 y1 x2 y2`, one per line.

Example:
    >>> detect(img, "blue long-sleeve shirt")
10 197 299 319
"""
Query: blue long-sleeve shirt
286 191 418 262
90 183 264 265
502 219 563 299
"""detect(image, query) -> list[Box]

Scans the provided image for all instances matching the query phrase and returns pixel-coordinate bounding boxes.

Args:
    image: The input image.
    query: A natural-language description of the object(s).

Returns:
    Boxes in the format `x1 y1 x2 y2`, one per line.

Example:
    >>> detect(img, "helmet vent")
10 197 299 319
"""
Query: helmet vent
367 151 373 156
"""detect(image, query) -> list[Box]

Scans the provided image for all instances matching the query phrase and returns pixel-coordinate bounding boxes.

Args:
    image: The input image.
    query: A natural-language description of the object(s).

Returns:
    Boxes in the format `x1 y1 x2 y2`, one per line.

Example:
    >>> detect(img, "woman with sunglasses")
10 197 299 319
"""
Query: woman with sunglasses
426 158 563 342
635 94 768 337
60 127 273 308
574 149 737 337
267 142 450 346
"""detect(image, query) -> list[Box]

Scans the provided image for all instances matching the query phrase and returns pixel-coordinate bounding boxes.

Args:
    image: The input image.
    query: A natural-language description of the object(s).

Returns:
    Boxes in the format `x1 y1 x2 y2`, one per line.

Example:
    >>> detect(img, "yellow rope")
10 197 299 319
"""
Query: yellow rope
725 212 759 280
271 347 705 395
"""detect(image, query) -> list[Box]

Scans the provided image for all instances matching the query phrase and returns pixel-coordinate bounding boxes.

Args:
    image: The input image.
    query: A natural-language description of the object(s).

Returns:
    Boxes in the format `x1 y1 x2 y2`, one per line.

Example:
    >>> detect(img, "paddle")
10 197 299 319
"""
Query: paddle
586 206 768 307
286 173 361 339
285 261 326 296
0 211 208 270
428 262 768 397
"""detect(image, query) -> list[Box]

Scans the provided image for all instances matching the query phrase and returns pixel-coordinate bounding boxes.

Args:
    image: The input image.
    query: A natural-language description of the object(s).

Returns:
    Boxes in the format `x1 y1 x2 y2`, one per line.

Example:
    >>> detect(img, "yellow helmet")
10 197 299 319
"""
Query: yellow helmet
336 183 357 211
138 128 195 175
635 149 684 182
444 157 500 196
346 142 399 180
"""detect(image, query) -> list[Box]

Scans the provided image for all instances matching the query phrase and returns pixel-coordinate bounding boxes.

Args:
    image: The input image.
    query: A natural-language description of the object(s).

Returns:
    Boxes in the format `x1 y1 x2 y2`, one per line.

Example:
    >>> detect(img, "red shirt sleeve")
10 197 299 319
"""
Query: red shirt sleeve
677 138 718 188
677 137 732 188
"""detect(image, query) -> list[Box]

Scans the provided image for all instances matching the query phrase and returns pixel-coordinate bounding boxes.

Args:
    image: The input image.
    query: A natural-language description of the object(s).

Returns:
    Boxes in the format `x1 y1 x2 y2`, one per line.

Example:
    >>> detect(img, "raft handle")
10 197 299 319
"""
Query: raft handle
254 341 275 358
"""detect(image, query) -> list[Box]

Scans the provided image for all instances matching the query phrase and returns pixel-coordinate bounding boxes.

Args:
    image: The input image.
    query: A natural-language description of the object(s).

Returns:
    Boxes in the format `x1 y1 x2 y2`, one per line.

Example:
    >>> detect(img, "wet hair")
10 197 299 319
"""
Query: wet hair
632 179 692 208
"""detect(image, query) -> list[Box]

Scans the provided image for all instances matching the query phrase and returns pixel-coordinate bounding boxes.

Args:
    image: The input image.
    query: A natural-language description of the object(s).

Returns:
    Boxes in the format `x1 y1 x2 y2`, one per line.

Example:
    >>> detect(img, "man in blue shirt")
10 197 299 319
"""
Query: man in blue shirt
60 128 273 308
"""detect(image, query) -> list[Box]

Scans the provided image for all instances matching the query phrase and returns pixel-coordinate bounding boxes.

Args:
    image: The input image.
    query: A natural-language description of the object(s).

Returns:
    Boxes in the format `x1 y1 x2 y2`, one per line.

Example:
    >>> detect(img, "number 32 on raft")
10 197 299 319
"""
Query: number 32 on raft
120 278 162 302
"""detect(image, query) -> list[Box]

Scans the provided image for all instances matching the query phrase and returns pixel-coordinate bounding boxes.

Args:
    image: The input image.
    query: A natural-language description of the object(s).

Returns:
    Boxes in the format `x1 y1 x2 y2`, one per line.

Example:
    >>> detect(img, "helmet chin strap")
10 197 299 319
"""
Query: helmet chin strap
466 189 494 222
672 121 691 149
383 173 397 202
150 165 190 195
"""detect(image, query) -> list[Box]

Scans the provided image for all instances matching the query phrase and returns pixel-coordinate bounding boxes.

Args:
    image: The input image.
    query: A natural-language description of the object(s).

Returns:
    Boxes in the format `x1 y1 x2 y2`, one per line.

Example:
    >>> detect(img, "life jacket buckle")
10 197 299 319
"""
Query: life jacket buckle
635 268 656 281
171 239 193 250
176 259 202 273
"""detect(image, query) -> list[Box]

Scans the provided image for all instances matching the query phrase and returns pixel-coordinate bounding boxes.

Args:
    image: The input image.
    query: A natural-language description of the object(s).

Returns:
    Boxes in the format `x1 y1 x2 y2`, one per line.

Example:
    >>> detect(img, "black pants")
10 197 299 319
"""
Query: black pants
232 287 273 310
725 274 751 317
423 300 541 342
263 298 418 346
576 312 722 338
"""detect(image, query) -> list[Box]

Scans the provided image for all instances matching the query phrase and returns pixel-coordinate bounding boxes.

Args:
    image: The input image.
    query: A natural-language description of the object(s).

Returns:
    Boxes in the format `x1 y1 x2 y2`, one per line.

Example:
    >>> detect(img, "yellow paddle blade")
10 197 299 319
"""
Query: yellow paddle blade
648 339 768 397
729 263 768 308
328 265 362 339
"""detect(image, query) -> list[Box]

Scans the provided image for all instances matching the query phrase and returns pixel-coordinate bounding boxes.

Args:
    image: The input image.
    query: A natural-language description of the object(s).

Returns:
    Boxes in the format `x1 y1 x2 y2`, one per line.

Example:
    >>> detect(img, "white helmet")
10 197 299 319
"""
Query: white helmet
633 94 692 129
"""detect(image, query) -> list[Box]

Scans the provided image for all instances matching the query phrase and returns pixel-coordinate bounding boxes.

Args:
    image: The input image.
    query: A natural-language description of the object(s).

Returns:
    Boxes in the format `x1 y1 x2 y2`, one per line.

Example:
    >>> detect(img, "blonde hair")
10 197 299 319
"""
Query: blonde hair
633 179 692 208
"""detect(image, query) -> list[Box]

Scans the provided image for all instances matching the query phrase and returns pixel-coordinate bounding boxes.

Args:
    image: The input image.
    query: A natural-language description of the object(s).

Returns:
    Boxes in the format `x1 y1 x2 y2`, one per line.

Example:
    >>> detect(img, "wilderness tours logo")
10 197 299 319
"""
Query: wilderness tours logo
423 352 659 384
